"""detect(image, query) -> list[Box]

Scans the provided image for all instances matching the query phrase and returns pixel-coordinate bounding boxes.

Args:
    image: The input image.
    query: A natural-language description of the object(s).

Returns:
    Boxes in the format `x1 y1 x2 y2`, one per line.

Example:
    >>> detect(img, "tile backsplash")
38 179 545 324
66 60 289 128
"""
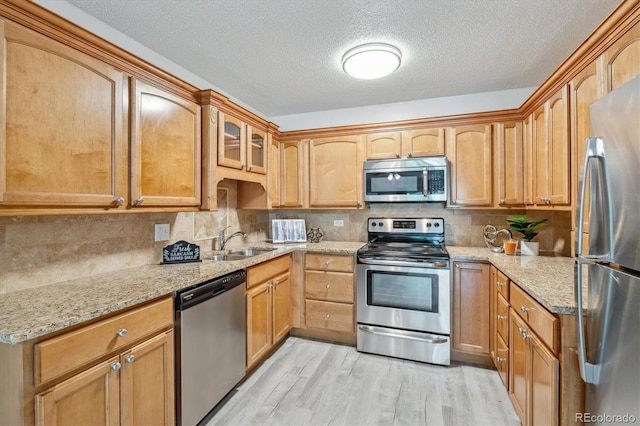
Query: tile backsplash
0 192 570 294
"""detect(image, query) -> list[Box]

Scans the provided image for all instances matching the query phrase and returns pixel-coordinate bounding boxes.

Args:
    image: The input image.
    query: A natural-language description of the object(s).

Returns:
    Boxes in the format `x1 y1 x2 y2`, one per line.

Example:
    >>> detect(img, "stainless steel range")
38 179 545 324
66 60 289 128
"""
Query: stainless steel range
356 217 451 365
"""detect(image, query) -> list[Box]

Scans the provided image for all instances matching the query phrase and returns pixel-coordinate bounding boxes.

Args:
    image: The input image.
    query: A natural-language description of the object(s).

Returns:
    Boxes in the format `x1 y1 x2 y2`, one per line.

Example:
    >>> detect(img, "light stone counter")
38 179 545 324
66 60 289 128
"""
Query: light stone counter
0 241 365 344
447 246 581 315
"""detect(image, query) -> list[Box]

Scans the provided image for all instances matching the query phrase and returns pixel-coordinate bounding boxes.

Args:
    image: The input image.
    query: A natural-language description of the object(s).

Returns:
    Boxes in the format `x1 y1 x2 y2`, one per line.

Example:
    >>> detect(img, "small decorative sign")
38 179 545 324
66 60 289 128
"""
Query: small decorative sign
161 240 201 264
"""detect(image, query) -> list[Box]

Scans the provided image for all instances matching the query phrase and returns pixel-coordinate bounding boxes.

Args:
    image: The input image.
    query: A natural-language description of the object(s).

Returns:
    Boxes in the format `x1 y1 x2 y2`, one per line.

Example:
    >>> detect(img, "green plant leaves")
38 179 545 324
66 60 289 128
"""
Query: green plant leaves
506 216 548 242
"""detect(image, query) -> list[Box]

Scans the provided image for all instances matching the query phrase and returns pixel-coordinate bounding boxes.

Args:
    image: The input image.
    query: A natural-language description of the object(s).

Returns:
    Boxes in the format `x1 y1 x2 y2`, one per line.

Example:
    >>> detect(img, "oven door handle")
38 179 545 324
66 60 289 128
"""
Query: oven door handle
358 325 449 344
358 257 448 268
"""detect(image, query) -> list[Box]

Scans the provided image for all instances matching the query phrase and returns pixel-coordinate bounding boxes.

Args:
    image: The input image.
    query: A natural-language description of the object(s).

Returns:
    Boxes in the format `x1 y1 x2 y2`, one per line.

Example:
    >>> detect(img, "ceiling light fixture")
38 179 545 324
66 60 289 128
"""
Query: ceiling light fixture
342 43 402 80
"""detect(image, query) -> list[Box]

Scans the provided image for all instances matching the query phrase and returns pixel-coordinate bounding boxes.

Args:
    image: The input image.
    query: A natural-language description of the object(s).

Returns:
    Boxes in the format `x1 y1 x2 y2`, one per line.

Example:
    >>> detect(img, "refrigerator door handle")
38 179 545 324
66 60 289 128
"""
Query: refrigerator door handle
575 137 612 259
575 261 600 384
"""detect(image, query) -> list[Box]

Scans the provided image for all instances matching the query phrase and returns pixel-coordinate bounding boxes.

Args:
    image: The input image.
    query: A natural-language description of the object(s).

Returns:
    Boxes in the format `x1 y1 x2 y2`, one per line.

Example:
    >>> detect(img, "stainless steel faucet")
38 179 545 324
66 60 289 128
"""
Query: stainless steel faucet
218 226 247 250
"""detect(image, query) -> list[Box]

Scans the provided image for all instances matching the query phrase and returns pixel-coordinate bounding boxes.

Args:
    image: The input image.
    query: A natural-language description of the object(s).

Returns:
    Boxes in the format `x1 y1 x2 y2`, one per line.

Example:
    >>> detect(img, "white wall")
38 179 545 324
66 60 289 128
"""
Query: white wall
35 0 535 132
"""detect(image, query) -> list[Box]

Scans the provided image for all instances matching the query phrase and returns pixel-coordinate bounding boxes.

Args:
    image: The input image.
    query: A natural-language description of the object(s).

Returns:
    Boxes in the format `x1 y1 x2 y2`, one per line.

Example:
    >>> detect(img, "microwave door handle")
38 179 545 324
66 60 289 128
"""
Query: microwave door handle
576 137 612 259
422 168 428 197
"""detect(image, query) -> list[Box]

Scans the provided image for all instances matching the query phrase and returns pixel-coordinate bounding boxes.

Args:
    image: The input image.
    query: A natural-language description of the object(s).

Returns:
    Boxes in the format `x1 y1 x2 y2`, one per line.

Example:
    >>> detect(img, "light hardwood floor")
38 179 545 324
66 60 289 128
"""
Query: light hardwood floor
206 337 519 426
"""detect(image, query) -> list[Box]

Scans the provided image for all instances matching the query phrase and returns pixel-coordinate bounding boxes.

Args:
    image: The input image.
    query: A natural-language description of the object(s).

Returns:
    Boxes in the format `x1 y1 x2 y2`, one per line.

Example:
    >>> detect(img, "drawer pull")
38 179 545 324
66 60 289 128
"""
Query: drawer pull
125 354 136 364
496 356 506 363
325 314 331 320
326 284 330 289
496 281 503 287
111 362 122 372
497 315 507 320
116 329 128 337
325 261 330 267
520 306 530 313
519 327 530 340
274 280 280 286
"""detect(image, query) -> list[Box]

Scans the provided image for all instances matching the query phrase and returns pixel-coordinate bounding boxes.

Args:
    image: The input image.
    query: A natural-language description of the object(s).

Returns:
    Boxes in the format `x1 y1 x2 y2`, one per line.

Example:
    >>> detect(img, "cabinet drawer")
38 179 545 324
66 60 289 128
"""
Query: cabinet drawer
496 293 510 344
495 333 509 388
305 270 354 303
247 254 291 289
305 253 354 272
305 300 354 333
510 283 559 354
495 269 510 299
35 297 173 385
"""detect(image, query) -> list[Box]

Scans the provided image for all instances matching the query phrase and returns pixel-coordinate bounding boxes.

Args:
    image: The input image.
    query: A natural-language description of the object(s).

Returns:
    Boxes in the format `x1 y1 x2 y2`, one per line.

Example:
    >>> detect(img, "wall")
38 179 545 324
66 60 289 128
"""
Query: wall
0 183 269 295
270 205 571 256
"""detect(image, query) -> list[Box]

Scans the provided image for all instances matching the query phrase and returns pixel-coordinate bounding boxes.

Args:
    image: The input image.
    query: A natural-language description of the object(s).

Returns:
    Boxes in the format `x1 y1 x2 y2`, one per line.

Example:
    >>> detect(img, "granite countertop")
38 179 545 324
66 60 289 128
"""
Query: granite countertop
0 242 580 345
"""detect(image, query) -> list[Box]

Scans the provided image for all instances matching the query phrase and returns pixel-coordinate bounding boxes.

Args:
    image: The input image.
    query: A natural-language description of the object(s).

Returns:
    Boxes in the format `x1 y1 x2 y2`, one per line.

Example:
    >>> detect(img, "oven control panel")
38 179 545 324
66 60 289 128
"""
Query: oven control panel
367 218 445 234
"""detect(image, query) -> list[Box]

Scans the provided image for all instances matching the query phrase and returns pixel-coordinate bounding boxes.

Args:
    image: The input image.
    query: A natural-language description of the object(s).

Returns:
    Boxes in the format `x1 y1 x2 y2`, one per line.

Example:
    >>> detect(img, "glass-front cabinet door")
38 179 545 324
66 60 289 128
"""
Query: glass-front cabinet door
218 112 245 170
247 125 266 174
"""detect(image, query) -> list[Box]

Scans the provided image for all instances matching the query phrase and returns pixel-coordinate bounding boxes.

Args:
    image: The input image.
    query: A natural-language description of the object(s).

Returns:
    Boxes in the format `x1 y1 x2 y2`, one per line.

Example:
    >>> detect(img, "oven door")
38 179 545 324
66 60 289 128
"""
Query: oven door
356 261 450 335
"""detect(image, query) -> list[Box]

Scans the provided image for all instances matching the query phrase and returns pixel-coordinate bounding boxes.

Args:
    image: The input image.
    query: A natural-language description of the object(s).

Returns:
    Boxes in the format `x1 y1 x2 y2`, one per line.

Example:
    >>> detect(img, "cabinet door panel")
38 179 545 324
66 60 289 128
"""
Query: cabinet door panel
218 113 245 169
267 135 280 207
36 356 120 426
495 122 524 205
246 283 272 368
273 272 291 344
604 24 640 93
309 136 363 208
365 132 402 160
305 270 354 303
530 333 559 426
246 125 266 174
532 106 548 204
404 128 445 157
280 140 305 207
120 331 175 426
1 21 127 208
130 79 200 207
509 311 528 425
547 88 570 205
447 125 492 206
452 262 490 354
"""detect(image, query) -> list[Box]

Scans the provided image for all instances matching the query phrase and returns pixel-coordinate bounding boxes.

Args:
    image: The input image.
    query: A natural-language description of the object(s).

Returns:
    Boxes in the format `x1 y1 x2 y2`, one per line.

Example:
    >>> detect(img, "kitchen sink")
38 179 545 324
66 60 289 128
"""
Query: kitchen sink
207 248 276 262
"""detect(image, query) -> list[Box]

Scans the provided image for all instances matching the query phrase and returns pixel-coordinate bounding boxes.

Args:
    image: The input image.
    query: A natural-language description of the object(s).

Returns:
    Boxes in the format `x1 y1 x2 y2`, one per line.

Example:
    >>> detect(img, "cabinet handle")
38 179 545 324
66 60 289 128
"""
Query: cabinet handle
241 163 246 169
274 280 279 286
520 306 529 313
357 201 362 207
125 354 135 364
325 284 330 289
325 261 330 267
455 264 459 268
111 362 122 371
116 329 127 337
325 314 331 320
497 315 507 320
248 165 253 171
496 356 506 363
134 196 144 205
518 327 530 340
114 197 125 205
268 283 273 289
496 281 503 287
395 153 400 158
499 199 506 205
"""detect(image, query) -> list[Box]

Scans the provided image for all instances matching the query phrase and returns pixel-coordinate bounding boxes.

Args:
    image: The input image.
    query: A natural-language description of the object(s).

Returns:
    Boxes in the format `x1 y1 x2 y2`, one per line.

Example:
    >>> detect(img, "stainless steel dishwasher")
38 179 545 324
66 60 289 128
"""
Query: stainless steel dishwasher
175 269 246 426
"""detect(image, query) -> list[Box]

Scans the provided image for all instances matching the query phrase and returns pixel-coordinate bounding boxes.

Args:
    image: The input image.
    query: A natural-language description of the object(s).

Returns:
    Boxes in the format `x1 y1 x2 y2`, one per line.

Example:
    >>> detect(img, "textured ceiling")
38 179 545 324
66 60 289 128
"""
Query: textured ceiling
58 0 621 117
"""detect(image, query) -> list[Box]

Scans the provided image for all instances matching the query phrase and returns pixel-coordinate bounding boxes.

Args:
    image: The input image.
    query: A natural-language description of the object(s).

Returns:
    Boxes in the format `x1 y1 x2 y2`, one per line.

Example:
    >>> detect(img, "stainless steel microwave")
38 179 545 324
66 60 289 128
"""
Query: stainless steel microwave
363 157 448 203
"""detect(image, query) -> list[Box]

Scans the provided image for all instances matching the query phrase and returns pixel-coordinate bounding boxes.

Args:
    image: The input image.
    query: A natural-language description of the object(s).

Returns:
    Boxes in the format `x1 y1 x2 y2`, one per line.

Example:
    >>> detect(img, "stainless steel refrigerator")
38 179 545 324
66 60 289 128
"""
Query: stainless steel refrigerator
575 74 640 424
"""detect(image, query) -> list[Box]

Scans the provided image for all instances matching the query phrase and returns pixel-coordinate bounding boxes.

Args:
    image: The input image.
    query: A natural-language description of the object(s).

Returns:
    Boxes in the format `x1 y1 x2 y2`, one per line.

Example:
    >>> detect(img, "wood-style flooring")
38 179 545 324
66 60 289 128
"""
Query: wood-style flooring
206 337 520 426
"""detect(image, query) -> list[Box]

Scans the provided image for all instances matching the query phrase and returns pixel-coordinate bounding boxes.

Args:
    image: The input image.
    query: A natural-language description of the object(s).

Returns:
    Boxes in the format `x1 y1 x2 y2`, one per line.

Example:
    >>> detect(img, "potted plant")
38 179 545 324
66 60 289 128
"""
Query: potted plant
506 215 547 256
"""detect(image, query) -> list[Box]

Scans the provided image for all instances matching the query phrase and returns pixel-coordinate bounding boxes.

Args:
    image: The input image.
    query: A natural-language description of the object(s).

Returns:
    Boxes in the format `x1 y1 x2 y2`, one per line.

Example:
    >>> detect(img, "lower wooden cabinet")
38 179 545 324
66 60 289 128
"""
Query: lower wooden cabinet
452 262 490 358
34 297 175 426
246 254 292 369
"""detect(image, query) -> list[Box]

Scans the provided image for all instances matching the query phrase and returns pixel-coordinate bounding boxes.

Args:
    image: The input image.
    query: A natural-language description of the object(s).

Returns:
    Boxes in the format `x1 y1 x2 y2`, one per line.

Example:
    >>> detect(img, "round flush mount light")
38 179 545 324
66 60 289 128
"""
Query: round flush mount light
342 43 402 80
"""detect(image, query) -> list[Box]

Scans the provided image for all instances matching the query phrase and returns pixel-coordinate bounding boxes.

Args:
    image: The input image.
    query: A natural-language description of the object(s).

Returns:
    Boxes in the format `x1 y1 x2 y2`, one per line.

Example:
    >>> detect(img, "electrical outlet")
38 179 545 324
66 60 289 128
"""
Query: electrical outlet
333 219 344 227
155 224 170 242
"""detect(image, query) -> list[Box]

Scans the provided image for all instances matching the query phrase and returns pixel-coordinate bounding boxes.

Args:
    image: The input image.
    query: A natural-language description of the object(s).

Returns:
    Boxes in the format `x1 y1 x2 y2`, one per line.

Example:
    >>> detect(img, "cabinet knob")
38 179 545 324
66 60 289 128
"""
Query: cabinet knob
518 327 530 340
395 153 400 158
325 261 330 267
114 197 125 205
111 362 122 371
241 163 246 169
268 283 273 289
125 354 136 364
520 306 529 313
274 280 279 286
497 315 507 320
248 165 253 171
496 357 506 363
326 284 330 289
325 314 331 320
357 201 362 207
134 196 144 205
116 329 128 337
407 151 412 157
496 281 503 287
499 199 506 205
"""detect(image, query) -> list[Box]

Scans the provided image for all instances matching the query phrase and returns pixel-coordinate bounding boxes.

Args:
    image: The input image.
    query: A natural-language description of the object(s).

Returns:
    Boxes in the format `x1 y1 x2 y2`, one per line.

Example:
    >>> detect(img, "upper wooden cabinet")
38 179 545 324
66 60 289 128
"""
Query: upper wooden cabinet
447 124 493 207
280 140 306 208
218 112 266 175
309 135 364 208
495 121 525 206
0 19 128 209
267 134 281 208
364 128 445 160
529 86 570 206
130 78 201 207
603 21 640 93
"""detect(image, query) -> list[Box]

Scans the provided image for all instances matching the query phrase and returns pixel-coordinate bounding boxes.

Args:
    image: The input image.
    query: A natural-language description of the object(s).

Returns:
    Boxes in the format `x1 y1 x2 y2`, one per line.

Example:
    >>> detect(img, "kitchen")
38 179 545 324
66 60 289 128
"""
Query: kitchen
0 0 639 425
